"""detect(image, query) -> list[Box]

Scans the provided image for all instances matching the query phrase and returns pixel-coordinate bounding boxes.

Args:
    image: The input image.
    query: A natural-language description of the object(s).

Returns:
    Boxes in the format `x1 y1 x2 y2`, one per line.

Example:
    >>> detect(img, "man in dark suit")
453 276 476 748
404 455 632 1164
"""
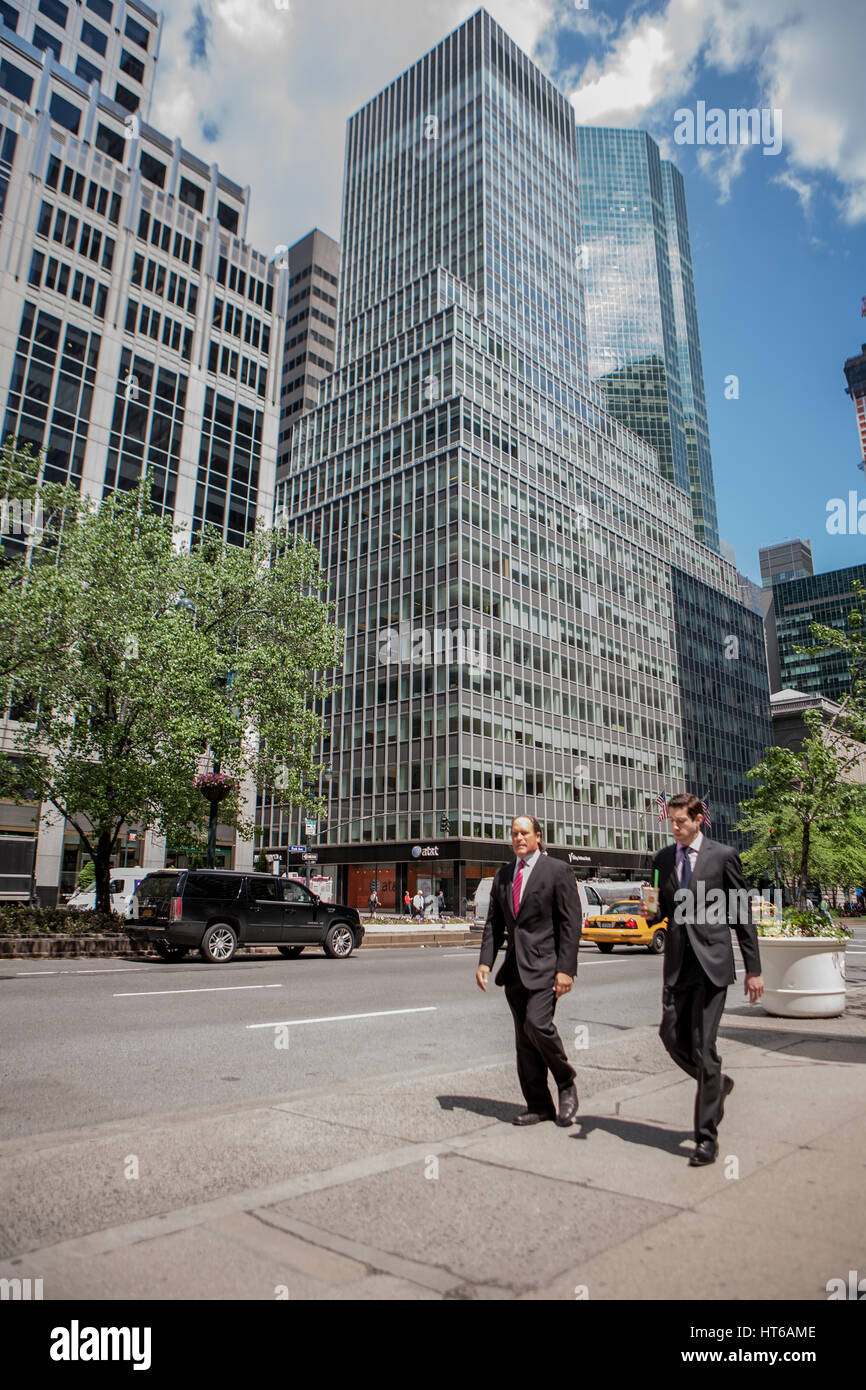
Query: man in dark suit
476 815 581 1126
646 793 764 1166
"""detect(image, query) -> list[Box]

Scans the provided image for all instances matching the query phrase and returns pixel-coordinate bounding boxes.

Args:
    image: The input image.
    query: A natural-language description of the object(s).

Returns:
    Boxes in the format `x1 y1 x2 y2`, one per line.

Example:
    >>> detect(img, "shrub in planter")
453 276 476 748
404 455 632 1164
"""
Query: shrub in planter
757 907 851 1018
0 905 124 937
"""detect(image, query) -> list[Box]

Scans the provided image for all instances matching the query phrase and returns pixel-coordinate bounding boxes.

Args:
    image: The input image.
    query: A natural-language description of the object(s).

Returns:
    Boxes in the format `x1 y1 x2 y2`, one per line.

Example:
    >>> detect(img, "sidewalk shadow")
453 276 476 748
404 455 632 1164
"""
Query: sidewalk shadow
571 1114 691 1154
719 1016 866 1063
437 1094 528 1123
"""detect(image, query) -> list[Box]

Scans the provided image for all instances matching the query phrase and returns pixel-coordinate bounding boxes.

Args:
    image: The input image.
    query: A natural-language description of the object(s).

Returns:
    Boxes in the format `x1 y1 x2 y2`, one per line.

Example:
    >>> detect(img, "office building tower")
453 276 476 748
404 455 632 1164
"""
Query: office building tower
759 538 814 589
273 9 770 911
760 539 815 691
277 228 339 466
0 3 287 900
768 562 866 702
2 0 161 120
843 342 866 472
574 126 719 552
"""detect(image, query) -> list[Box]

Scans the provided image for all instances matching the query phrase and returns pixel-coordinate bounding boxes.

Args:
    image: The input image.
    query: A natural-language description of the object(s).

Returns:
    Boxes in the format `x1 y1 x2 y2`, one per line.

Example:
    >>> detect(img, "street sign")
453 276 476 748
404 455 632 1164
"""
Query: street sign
302 853 317 863
304 819 317 837
287 844 304 854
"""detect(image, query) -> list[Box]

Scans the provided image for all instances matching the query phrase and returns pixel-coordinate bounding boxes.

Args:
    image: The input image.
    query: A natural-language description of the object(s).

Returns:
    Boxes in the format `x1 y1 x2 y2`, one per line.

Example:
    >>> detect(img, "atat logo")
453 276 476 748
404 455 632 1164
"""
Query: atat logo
411 845 440 858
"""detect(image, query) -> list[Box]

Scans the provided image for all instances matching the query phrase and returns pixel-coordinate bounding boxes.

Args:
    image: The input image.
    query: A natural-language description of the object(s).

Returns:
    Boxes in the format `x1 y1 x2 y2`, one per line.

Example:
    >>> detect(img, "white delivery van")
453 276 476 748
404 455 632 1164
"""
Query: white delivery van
67 868 146 917
472 872 607 930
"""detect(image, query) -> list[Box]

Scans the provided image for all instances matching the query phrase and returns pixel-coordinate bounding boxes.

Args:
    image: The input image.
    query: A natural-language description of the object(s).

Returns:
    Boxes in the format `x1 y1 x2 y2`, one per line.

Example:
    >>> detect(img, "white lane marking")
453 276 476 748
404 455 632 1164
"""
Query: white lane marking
70 968 141 974
246 1005 437 1030
11 971 60 977
115 984 284 997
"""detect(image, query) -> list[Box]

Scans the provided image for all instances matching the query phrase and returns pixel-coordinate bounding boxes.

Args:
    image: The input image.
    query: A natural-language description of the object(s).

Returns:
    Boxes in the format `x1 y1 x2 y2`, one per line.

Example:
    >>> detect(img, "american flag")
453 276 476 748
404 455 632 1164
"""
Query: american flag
655 791 668 824
700 793 712 830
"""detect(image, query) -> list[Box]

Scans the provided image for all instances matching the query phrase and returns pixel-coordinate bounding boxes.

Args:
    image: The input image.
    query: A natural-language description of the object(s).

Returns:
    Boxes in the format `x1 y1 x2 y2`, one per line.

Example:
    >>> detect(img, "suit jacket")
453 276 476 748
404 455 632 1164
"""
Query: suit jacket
479 853 581 990
651 837 762 988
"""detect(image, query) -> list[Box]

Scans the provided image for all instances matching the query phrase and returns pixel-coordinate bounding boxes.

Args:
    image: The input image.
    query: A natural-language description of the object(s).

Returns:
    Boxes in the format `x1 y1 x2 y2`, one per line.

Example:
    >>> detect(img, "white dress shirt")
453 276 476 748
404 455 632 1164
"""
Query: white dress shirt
677 831 703 882
514 847 542 906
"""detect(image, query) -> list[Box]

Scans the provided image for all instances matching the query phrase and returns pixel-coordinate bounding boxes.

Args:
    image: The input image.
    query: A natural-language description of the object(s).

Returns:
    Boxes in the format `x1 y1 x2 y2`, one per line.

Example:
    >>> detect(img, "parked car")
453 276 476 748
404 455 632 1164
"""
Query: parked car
125 869 364 964
471 874 607 930
67 869 145 918
582 899 668 954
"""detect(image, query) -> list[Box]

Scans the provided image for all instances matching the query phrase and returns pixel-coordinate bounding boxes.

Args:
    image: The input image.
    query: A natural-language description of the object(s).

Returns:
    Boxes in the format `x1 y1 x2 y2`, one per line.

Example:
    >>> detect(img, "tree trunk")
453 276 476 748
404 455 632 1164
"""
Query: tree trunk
206 758 220 869
798 819 811 908
93 830 113 915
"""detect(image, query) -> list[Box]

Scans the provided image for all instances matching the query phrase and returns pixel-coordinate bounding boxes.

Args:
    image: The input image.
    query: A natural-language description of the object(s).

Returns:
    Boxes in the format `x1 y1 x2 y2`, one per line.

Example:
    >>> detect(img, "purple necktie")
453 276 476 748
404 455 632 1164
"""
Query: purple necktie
512 858 525 916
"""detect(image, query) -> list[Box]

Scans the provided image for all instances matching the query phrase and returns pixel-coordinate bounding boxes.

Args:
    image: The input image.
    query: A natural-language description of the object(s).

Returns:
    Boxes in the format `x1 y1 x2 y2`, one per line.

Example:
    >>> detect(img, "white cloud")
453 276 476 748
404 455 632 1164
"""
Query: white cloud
566 0 866 221
150 0 554 254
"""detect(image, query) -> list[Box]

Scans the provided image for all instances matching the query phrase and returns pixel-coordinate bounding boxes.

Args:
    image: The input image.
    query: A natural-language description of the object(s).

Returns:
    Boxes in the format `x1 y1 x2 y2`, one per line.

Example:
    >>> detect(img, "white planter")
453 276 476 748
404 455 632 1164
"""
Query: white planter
759 936 847 1018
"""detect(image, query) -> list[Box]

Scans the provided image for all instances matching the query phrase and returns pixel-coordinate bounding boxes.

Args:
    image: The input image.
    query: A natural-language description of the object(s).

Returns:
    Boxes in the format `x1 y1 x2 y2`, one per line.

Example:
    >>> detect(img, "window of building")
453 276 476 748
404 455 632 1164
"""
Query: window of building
95 122 124 161
80 19 107 55
119 48 144 83
38 0 67 27
0 4 19 33
33 25 62 59
124 14 149 49
113 82 138 113
179 176 204 213
75 55 100 85
0 59 33 103
86 0 112 21
49 93 80 133
217 201 239 233
139 150 166 188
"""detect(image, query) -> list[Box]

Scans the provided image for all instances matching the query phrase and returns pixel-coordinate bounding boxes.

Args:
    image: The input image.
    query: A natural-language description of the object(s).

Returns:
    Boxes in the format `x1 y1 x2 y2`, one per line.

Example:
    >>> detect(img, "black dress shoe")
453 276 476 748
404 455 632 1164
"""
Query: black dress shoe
513 1110 555 1126
689 1140 718 1166
556 1082 579 1126
719 1074 734 1122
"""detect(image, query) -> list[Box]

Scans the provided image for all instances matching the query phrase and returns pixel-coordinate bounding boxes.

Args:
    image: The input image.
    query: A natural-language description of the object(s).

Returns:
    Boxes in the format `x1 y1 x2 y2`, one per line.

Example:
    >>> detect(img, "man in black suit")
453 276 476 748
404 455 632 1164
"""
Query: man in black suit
476 815 581 1126
646 793 764 1166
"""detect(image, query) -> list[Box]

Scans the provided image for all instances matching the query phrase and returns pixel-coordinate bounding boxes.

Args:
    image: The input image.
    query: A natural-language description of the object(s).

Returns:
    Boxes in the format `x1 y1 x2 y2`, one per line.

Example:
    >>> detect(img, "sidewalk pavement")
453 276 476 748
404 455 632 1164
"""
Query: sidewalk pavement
2 985 864 1300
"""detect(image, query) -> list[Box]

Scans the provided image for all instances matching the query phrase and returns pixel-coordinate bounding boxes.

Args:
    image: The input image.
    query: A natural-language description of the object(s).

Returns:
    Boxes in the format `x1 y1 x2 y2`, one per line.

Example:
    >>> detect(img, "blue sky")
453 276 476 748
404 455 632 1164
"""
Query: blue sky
151 0 866 584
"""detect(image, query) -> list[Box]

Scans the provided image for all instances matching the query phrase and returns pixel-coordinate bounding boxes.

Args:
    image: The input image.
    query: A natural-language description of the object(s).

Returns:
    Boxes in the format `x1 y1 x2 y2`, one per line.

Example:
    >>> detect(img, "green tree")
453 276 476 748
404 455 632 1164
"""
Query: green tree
0 467 341 913
738 581 866 906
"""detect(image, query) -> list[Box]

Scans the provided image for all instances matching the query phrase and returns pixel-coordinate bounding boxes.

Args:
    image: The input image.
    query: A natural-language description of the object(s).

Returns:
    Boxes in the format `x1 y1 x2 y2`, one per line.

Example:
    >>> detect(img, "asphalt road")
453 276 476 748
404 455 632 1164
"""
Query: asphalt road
5 929 863 1141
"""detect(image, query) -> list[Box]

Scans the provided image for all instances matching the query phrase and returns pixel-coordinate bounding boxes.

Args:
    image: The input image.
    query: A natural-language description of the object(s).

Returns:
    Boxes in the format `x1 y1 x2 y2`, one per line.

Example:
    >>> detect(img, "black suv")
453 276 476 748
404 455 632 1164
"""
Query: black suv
125 870 363 964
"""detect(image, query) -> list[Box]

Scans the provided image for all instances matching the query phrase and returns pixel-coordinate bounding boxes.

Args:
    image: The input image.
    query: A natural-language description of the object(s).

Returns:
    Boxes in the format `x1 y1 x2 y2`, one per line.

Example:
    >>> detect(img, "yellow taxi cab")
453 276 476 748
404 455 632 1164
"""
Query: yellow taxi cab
581 899 668 954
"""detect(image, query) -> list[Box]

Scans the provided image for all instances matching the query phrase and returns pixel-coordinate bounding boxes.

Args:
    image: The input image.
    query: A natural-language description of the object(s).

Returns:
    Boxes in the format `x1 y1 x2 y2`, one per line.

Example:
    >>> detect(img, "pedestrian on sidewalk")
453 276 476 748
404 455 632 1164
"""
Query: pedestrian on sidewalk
437 889 446 919
645 793 764 1167
403 890 412 918
475 815 580 1127
412 890 424 920
367 888 379 919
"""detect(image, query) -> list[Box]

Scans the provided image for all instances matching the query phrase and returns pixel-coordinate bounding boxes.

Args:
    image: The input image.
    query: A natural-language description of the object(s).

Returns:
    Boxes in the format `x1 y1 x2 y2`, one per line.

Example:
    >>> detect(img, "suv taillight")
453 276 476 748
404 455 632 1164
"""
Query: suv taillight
169 896 182 921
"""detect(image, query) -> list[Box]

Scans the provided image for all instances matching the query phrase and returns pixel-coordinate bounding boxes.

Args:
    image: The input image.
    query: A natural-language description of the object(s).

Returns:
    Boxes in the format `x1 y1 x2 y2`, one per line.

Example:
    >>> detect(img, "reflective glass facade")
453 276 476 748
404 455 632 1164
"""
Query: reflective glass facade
269 10 769 891
773 564 866 701
575 127 719 552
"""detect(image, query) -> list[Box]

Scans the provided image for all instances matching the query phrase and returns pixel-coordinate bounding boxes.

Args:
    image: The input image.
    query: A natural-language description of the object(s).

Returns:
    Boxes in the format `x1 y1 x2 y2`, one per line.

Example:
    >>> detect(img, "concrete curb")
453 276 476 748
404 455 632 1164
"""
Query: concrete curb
0 931 483 958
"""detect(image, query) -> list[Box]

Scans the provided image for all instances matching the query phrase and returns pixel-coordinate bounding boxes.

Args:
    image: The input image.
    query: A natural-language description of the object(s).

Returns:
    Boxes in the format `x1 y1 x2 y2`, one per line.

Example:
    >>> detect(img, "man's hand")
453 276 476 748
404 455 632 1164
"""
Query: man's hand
553 972 573 998
744 973 764 1004
476 964 490 992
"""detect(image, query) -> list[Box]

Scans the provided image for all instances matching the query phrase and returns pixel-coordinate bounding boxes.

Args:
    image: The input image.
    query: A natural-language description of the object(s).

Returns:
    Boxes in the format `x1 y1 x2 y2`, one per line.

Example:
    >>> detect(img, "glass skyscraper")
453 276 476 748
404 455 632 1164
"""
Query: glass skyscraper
575 126 719 552
273 9 769 910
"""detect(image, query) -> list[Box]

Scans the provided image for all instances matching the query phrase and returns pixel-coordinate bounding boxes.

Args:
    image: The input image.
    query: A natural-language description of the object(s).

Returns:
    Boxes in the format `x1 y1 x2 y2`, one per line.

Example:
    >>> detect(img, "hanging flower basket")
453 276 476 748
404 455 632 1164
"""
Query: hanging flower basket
194 772 237 804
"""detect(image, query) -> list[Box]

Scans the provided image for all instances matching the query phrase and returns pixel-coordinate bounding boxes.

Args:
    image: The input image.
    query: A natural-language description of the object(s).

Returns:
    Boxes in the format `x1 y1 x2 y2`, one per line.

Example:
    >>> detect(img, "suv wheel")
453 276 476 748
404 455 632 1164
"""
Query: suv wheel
277 945 304 959
648 929 666 955
153 942 189 962
199 923 237 964
323 922 355 959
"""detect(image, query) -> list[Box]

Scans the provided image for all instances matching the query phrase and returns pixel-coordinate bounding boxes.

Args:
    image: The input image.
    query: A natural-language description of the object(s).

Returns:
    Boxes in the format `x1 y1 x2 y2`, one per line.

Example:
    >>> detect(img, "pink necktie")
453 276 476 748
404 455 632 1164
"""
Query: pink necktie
512 859 525 916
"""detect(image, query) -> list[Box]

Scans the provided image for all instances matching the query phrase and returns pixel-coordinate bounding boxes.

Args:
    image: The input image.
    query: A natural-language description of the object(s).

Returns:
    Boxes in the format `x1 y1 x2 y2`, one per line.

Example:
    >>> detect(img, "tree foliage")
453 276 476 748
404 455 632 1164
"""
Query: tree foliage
0 463 342 912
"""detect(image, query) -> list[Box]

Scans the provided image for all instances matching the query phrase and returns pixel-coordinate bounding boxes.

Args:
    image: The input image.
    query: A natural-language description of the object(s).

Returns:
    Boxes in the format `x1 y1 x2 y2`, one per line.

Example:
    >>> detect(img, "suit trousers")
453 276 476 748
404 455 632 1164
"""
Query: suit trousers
659 932 728 1145
504 975 576 1114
